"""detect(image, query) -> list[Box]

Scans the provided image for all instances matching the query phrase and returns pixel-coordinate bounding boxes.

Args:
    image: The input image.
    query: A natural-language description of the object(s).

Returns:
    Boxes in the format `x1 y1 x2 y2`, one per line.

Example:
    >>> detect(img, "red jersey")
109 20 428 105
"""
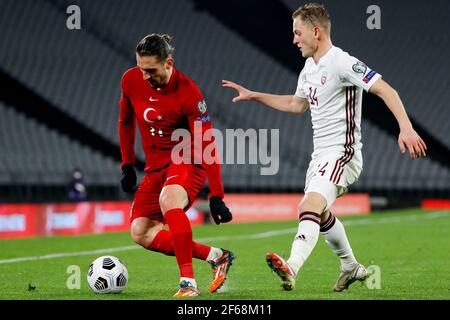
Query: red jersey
119 66 224 198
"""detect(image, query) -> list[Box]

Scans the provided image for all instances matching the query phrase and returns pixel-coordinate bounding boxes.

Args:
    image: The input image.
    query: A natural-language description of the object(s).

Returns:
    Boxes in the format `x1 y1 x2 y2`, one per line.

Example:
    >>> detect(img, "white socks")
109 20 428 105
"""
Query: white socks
287 212 321 275
287 211 359 276
206 247 223 262
180 277 197 287
320 212 358 272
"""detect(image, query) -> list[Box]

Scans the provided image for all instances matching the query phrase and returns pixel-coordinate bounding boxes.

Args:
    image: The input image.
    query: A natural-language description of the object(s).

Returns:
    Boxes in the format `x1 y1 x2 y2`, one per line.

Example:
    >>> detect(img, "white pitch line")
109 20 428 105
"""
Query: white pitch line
200 210 449 242
0 210 448 265
0 246 141 265
342 210 449 227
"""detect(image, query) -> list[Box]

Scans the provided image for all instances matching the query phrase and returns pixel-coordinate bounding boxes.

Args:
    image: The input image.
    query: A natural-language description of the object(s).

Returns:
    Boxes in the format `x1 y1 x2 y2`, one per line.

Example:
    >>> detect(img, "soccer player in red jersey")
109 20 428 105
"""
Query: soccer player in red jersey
119 34 234 297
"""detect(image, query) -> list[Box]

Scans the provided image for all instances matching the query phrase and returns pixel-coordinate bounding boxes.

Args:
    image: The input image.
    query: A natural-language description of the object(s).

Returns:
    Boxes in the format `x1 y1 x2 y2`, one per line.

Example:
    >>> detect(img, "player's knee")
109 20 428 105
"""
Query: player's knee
130 218 160 248
130 227 148 247
299 192 327 214
131 232 145 246
158 192 171 213
159 185 188 214
320 210 330 224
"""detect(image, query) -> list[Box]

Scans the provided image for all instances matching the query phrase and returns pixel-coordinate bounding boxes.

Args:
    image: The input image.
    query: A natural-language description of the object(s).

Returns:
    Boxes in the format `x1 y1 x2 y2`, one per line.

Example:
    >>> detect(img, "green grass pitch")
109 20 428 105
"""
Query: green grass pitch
0 208 449 300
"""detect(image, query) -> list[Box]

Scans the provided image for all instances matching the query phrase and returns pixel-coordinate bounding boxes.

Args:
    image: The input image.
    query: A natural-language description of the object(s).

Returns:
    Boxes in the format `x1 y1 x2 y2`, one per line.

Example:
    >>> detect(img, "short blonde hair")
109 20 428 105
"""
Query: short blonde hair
292 3 331 34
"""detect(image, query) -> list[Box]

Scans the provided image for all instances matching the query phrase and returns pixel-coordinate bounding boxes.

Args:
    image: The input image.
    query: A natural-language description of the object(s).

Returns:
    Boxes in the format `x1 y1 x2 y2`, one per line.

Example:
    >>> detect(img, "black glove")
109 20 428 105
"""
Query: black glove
209 196 233 225
120 164 137 193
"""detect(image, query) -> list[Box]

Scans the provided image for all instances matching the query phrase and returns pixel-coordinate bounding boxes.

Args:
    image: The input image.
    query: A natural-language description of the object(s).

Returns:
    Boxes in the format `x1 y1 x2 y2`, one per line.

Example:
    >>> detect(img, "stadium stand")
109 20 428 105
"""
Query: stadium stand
0 101 119 185
359 123 450 191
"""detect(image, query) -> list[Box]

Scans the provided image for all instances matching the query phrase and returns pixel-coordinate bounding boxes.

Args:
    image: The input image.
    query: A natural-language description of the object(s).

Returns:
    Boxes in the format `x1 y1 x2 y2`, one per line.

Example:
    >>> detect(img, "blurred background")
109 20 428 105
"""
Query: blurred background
0 0 449 213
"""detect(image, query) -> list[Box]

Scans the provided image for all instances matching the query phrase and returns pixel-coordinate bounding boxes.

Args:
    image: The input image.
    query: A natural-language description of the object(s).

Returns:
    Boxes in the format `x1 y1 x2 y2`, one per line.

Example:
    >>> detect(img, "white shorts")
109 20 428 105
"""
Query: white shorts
304 150 363 211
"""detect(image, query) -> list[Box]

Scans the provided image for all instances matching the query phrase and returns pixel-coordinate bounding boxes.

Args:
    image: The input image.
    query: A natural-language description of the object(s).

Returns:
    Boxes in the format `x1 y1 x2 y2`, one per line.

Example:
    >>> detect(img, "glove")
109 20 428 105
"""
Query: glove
209 196 233 225
120 164 137 193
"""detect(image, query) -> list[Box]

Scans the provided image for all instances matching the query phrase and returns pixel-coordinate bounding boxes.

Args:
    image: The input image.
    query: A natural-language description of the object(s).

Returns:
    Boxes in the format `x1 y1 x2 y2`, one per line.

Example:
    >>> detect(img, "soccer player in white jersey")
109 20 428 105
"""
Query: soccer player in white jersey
222 3 427 292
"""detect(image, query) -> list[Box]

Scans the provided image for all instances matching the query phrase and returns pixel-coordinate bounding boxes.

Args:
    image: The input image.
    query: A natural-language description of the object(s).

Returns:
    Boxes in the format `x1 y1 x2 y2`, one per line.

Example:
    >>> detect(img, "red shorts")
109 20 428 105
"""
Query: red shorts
130 163 206 223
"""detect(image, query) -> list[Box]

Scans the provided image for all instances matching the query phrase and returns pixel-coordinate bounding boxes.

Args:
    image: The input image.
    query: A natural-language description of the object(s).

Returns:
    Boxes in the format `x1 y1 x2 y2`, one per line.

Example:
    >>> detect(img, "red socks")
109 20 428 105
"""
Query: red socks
148 229 211 261
164 208 193 278
148 229 173 255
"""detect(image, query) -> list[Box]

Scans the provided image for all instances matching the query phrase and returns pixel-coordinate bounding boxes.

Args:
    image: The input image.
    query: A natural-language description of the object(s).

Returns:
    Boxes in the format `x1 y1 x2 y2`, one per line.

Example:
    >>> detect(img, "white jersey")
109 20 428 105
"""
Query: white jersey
295 46 381 158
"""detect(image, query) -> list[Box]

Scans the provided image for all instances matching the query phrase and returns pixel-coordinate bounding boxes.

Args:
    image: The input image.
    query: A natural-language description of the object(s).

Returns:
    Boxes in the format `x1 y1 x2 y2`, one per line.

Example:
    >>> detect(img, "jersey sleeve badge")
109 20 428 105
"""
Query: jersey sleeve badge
352 61 367 74
197 100 207 114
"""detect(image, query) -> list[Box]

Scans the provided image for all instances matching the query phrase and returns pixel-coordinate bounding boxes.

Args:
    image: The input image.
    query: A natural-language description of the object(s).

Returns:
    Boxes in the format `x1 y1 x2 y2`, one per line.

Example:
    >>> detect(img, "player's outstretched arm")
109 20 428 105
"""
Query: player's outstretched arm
222 79 309 114
369 78 427 159
221 79 254 102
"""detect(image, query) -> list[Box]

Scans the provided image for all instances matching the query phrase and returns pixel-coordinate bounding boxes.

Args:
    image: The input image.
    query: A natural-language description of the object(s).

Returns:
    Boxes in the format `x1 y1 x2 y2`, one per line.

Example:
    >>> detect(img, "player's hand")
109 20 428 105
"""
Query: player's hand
209 196 233 225
121 164 137 193
222 80 254 102
398 127 427 159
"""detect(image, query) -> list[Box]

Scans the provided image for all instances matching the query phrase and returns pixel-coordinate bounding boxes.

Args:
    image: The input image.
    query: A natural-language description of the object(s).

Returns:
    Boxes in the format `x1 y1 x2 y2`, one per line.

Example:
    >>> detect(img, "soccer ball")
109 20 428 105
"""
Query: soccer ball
87 255 128 294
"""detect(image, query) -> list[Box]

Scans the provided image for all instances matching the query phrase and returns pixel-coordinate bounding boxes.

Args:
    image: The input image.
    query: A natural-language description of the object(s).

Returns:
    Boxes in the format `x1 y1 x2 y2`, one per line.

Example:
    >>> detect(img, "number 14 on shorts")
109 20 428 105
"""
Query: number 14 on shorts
317 162 329 176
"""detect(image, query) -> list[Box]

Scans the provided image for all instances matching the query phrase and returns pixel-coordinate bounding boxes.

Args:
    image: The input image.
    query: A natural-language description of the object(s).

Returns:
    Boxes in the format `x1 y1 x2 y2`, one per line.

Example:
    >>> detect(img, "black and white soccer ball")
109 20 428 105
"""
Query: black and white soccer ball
87 255 128 294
